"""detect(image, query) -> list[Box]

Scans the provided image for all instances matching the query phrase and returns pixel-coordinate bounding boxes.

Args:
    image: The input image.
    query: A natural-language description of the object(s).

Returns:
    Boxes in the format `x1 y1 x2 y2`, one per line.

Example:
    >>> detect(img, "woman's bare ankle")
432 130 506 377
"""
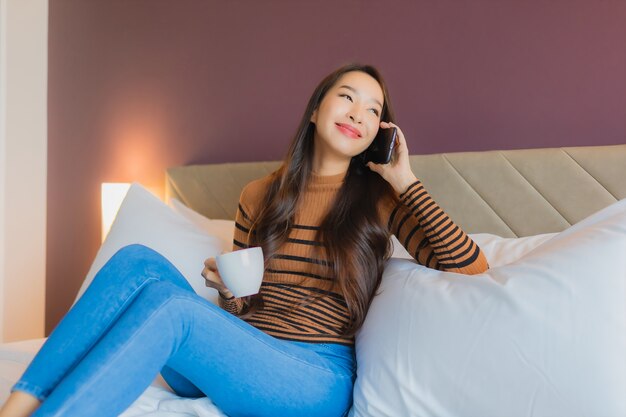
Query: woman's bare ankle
0 391 41 417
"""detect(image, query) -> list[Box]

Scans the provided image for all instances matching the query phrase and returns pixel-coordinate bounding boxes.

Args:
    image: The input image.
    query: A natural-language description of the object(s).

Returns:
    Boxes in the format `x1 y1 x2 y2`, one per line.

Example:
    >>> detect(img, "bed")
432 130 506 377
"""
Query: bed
1 144 625 416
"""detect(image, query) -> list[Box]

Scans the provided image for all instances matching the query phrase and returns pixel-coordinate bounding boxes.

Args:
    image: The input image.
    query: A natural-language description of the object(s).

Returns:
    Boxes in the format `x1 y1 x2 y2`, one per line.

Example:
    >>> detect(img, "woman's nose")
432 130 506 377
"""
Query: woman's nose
348 109 362 124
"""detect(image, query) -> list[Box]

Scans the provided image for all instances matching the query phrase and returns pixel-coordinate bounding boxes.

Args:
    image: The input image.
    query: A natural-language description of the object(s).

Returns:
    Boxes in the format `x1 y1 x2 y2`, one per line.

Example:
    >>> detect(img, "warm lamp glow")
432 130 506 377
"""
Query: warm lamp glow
101 183 131 242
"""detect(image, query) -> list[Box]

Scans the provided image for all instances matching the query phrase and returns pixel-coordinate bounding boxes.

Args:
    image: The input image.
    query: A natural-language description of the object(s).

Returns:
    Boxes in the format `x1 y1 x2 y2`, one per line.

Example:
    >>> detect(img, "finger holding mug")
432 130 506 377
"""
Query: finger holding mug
201 257 234 299
214 247 265 298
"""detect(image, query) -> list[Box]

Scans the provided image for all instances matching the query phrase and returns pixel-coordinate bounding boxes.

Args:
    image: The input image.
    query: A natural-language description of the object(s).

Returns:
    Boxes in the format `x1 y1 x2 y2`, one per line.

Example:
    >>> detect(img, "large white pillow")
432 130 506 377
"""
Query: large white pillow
168 197 235 254
74 183 222 305
351 200 626 417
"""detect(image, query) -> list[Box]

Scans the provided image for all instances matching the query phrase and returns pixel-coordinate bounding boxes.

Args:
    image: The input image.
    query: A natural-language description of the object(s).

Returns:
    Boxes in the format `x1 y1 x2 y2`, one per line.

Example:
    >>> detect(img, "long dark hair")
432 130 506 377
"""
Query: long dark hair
246 63 398 336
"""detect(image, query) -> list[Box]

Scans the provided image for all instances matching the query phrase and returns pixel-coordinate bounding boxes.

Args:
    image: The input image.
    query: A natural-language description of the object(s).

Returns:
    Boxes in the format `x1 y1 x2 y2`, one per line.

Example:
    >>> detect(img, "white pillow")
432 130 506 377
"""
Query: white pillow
392 232 557 267
351 199 626 417
390 235 413 259
74 183 222 305
468 232 557 267
168 197 235 254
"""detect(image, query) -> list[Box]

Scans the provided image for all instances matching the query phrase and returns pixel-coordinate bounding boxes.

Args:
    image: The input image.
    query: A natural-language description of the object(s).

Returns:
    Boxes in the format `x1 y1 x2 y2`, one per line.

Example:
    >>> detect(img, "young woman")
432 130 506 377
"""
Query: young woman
1 63 488 417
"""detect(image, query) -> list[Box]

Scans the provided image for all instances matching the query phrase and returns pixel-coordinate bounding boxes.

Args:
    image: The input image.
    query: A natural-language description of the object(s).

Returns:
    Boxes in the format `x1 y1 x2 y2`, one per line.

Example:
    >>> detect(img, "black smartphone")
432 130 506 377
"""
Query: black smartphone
364 127 397 164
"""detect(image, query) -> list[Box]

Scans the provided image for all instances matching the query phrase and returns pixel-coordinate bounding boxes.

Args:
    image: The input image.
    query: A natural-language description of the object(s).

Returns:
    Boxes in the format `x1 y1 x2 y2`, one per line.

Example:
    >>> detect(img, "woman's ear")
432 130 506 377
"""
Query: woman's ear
310 109 317 124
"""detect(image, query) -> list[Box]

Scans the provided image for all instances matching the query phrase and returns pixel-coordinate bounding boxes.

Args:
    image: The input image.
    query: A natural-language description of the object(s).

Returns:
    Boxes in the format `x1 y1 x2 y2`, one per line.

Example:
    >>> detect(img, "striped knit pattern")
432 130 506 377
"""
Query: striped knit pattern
219 172 489 345
385 180 488 274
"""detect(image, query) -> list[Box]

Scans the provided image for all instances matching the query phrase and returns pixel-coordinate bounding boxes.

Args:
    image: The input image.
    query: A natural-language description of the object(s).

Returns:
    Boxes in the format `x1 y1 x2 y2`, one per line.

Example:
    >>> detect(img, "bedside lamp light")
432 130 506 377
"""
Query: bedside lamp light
101 183 131 242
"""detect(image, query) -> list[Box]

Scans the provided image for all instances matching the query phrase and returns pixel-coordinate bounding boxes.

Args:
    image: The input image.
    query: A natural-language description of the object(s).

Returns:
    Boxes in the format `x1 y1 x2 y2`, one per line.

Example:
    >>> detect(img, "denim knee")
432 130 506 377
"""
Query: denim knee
79 245 193 308
108 244 165 268
100 244 192 290
132 280 183 304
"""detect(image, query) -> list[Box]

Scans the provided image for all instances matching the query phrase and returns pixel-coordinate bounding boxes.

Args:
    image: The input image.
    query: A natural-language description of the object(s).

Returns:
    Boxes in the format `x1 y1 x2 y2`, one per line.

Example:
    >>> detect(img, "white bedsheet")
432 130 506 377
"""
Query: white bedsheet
0 338 225 416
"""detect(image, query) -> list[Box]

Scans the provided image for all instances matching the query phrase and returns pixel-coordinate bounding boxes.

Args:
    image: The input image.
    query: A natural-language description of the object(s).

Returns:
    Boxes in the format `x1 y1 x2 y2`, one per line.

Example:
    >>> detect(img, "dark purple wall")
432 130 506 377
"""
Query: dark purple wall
46 0 626 333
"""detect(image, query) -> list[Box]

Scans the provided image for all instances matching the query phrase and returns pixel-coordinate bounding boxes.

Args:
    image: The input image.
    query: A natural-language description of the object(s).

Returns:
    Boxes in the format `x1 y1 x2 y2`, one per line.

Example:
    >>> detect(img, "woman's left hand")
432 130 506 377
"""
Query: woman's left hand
366 121 418 194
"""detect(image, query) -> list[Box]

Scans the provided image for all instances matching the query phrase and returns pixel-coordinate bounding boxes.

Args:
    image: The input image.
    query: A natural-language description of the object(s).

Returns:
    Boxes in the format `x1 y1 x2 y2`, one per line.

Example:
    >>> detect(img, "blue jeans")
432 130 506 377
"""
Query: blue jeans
11 244 355 417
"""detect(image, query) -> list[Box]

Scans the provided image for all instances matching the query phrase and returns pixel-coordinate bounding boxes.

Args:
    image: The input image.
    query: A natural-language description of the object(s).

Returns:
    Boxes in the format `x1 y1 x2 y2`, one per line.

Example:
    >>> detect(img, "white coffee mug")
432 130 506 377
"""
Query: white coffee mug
215 247 264 297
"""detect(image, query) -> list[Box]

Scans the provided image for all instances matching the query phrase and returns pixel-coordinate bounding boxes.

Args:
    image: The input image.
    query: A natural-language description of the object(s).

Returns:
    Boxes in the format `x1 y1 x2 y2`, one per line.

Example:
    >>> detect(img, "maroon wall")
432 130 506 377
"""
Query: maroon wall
46 0 626 333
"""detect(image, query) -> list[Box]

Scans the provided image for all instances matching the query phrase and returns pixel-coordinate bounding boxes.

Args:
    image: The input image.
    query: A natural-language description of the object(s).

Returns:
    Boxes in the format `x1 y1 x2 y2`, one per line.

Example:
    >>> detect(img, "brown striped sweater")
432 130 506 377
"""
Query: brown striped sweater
218 171 489 346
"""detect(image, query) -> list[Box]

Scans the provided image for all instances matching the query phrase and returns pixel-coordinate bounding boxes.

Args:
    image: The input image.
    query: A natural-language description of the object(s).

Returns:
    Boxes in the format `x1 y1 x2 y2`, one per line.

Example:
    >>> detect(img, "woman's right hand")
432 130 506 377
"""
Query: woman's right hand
201 258 234 299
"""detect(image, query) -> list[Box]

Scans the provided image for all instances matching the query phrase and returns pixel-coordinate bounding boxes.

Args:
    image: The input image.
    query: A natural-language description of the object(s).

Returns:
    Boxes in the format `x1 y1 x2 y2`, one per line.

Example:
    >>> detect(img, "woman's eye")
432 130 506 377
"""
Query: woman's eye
370 109 380 116
340 94 353 102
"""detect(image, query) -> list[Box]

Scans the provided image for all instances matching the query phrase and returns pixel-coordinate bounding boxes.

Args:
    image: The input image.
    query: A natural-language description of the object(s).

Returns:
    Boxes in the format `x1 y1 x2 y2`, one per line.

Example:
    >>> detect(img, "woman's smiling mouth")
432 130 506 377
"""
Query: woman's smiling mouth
335 123 362 139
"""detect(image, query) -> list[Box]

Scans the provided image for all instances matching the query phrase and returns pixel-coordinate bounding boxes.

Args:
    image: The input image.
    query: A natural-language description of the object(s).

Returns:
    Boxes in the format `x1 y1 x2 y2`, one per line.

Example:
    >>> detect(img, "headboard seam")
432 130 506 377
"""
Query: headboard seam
498 151 572 226
440 153 519 237
560 148 619 202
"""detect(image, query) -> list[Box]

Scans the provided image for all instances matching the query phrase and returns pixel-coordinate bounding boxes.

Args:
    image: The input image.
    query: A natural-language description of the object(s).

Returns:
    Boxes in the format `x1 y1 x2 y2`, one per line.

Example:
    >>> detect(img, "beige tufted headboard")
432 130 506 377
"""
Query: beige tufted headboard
166 144 626 238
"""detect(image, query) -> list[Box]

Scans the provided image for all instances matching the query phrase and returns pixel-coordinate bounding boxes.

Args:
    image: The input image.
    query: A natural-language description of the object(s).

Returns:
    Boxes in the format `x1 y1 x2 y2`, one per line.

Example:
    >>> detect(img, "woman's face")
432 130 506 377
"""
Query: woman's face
310 71 384 162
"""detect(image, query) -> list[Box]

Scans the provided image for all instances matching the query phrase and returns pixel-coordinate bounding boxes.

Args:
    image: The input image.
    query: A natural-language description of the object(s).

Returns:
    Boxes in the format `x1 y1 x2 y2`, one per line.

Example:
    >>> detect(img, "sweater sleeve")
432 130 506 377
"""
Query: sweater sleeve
217 200 255 315
386 180 489 275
